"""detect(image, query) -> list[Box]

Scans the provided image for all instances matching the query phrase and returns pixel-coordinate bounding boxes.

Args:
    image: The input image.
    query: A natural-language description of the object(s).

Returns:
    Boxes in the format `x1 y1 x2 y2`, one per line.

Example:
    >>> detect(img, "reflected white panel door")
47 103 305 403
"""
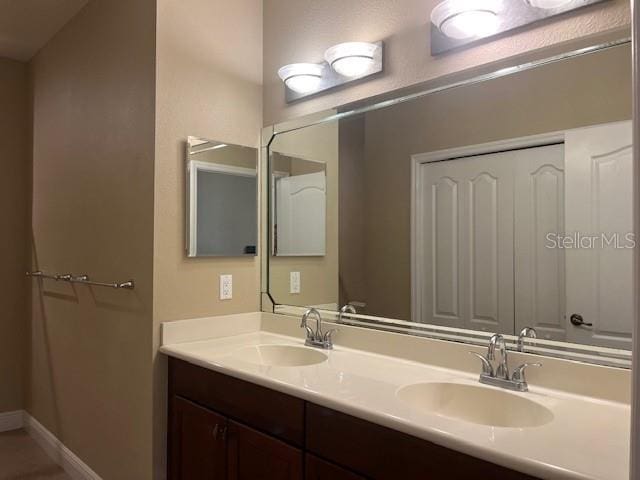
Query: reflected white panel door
420 152 514 333
275 171 326 256
564 121 633 349
514 144 567 341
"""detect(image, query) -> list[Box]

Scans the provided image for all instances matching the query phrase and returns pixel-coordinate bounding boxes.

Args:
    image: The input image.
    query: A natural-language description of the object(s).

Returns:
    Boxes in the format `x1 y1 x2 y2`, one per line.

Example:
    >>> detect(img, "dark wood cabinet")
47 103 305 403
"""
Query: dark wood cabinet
227 421 302 480
169 396 302 480
168 357 539 480
305 454 365 480
306 403 537 480
170 396 227 480
169 354 304 446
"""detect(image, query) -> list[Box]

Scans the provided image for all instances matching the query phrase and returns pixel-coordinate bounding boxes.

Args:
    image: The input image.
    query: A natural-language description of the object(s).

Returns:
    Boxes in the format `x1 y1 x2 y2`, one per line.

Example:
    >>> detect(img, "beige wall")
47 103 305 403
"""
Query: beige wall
154 0 263 476
154 0 262 324
338 117 366 310
0 57 29 413
263 0 630 125
29 1 157 479
359 43 632 319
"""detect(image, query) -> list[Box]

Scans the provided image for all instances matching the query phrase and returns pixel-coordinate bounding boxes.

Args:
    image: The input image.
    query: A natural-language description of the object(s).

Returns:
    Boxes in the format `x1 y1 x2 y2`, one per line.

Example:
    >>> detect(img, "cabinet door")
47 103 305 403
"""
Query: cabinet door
227 420 302 480
170 396 227 480
307 403 538 480
305 454 365 480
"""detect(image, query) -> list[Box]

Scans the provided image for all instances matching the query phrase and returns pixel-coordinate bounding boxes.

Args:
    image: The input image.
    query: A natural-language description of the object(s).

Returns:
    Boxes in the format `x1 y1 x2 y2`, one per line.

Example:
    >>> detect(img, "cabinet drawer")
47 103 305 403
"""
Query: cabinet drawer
306 403 538 480
169 357 305 446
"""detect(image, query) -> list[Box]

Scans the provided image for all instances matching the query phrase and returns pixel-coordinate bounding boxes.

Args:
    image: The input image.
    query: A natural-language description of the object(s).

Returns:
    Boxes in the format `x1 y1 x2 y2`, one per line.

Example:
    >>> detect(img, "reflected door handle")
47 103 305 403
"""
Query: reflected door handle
570 313 593 327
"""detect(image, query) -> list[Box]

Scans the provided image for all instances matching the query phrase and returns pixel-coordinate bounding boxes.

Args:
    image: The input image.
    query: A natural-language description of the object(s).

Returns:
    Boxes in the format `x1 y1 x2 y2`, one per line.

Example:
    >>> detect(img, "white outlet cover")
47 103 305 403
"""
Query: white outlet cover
220 274 233 300
290 271 301 294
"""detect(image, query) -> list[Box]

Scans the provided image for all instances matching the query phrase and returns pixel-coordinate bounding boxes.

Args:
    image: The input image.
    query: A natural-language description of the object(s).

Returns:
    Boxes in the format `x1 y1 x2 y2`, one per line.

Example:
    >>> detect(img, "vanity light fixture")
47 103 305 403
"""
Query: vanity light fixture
277 63 324 94
430 0 502 40
324 42 380 77
278 41 383 103
430 0 607 55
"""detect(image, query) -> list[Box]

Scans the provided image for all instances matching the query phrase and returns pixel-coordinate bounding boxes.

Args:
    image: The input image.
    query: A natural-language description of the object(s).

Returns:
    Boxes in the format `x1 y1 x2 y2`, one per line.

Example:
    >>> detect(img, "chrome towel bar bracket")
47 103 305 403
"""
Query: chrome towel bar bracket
27 271 135 290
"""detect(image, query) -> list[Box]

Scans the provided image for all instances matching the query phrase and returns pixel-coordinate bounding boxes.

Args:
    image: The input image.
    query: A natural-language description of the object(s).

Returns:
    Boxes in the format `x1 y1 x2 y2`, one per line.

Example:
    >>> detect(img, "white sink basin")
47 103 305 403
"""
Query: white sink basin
397 382 554 428
232 345 328 367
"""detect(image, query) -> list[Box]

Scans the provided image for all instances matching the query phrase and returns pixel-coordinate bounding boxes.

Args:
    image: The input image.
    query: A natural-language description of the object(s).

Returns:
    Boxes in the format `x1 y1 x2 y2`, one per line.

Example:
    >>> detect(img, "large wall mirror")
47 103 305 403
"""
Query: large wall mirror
264 39 633 366
186 137 258 257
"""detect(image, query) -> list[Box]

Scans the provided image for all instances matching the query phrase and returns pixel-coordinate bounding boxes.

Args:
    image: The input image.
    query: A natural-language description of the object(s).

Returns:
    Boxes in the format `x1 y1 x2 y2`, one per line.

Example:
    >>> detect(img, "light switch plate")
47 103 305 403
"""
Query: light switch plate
290 272 300 294
220 274 232 300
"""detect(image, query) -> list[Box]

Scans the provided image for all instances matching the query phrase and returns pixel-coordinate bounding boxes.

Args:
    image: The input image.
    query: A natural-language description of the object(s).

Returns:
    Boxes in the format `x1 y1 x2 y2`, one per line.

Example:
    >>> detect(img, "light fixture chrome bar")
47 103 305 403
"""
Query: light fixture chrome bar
27 271 135 290
431 0 609 55
285 41 383 103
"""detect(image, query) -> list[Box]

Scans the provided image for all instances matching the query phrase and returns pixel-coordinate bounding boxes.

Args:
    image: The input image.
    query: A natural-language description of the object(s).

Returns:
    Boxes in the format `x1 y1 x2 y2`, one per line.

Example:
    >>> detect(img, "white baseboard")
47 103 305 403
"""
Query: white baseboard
0 410 24 432
23 413 102 480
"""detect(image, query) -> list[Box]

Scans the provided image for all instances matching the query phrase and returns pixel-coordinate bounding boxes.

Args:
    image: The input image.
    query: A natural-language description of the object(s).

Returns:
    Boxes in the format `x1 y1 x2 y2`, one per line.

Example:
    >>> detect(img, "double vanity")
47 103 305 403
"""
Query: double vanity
161 312 630 480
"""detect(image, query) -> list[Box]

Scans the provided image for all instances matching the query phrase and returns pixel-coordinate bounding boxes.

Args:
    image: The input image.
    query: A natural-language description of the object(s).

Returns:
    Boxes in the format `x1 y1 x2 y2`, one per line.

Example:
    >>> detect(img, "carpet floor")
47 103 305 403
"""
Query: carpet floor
0 429 70 480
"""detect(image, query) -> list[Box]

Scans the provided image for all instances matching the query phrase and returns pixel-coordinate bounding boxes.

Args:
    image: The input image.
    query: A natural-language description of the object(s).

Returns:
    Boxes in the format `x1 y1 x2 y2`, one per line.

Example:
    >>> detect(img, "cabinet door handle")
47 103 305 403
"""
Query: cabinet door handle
212 424 227 441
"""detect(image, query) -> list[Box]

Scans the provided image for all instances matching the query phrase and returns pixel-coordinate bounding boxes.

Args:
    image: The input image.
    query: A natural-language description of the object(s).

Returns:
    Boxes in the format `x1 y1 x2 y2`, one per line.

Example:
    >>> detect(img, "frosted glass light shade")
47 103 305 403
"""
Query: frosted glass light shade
324 42 379 77
526 0 573 8
431 0 502 40
278 63 324 94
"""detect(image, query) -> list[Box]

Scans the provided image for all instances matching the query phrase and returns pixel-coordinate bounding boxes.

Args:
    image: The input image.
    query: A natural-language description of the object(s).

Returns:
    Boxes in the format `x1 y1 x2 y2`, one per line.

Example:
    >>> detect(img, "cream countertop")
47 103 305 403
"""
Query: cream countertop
160 317 629 480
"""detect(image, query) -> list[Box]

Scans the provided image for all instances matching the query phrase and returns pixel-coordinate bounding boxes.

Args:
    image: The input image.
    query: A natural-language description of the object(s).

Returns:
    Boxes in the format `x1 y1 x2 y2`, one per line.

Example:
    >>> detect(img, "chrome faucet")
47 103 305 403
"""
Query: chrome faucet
470 333 542 392
338 304 357 323
300 308 335 349
517 327 537 352
488 334 509 379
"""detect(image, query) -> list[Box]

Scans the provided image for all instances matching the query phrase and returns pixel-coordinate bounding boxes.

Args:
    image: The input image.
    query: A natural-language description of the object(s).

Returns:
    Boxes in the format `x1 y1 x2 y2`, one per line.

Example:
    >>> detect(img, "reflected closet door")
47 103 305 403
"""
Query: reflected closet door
418 151 515 334
514 143 566 341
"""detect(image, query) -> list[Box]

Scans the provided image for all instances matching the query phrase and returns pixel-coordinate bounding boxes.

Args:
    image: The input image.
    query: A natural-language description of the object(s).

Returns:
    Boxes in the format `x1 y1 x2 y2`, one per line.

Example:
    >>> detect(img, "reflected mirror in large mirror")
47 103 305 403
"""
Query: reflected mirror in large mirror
186 137 258 257
272 152 327 256
267 40 633 354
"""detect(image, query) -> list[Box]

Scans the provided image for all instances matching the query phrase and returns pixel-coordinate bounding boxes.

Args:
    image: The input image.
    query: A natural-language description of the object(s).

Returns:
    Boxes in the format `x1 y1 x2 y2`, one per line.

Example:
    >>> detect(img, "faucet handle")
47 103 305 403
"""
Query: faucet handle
511 363 542 383
322 329 337 348
469 352 494 377
323 328 337 342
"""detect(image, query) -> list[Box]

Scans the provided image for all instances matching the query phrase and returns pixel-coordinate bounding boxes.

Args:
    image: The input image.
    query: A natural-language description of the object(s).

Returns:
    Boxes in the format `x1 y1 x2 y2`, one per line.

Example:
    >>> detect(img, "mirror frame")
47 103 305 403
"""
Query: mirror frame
260 37 633 368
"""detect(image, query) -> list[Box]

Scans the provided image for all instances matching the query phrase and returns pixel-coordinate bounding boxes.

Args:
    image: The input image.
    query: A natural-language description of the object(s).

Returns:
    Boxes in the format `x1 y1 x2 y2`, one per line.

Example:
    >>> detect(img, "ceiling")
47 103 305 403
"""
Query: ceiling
0 0 88 61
